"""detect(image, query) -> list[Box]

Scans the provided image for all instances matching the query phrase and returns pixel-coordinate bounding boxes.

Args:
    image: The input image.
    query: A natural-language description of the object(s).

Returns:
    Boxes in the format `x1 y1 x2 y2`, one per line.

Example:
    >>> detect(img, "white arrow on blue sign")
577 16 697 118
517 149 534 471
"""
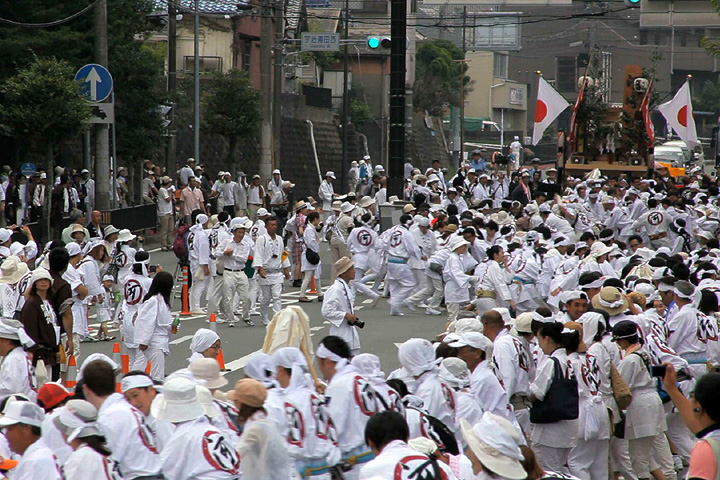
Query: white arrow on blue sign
75 64 113 102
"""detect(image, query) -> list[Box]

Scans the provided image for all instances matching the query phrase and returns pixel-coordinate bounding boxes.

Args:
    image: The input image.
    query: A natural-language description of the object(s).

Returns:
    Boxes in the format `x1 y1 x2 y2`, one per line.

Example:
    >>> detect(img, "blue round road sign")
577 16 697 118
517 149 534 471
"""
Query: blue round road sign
20 163 36 176
75 64 113 102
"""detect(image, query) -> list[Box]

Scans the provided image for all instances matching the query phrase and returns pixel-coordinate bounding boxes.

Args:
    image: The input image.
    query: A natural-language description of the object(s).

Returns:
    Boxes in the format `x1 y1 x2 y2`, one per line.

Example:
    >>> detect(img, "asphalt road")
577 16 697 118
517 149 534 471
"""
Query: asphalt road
80 241 448 385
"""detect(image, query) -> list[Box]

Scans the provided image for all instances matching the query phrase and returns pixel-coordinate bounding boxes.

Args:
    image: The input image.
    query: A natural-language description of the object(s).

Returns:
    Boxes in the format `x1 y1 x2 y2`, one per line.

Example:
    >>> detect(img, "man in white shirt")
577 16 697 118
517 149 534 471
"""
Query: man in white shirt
252 215 290 325
0 402 62 480
316 336 383 480
63 242 88 364
359 411 456 480
268 169 284 198
451 332 515 423
218 172 237 217
322 257 362 354
318 171 337 221
178 158 196 186
220 217 254 327
247 174 265 221
189 213 211 314
83 360 162 479
157 176 175 251
233 172 249 217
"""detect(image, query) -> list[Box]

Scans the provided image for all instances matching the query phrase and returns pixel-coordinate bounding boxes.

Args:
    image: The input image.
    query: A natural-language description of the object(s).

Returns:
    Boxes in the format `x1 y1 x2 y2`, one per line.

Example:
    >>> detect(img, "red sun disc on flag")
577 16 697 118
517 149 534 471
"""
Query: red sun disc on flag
535 100 548 122
677 105 688 127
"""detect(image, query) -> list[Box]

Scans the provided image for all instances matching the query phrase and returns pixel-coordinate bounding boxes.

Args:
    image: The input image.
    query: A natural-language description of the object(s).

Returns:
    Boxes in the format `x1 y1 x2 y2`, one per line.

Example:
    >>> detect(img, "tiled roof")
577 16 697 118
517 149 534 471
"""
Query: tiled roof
152 0 247 15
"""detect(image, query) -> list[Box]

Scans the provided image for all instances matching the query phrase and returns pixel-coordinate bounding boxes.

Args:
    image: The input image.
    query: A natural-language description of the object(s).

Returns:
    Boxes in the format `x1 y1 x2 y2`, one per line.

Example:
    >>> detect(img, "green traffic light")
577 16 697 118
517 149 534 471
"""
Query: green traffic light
368 37 380 49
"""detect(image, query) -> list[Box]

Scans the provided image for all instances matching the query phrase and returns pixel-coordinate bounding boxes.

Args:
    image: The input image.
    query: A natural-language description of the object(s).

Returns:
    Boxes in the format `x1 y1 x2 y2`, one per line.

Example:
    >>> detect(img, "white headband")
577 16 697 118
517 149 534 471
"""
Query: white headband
673 287 694 300
316 344 349 370
121 375 154 393
581 278 604 289
57 407 100 442
658 283 674 292
597 296 625 309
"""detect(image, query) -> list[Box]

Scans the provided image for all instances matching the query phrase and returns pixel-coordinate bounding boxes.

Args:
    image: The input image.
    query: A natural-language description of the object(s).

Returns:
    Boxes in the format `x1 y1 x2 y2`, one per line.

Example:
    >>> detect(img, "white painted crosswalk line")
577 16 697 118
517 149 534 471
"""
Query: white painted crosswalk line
310 326 324 332
170 335 194 345
362 299 373 304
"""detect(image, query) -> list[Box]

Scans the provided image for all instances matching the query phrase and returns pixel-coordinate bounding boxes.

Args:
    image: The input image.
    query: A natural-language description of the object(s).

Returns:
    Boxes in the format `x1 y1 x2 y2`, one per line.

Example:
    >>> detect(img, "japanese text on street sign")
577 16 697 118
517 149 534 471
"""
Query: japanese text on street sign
301 33 340 52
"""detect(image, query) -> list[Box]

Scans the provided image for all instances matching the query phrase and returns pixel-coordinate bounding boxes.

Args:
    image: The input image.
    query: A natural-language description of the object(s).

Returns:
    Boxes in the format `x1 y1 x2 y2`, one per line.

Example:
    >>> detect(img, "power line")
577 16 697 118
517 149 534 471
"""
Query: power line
0 1 98 27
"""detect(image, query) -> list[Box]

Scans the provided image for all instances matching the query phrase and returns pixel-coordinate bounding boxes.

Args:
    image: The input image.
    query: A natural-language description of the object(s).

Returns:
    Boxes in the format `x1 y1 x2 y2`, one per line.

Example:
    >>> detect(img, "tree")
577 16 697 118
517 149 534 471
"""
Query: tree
0 56 90 230
201 69 261 164
414 39 470 117
350 98 374 126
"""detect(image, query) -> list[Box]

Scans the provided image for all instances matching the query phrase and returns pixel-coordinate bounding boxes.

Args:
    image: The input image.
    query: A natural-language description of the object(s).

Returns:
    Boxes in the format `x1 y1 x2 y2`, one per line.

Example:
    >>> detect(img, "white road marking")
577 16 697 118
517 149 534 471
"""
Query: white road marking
356 306 364 311
170 335 194 345
310 326 324 332
394 343 403 348
223 349 262 373
362 299 373 304
148 247 162 253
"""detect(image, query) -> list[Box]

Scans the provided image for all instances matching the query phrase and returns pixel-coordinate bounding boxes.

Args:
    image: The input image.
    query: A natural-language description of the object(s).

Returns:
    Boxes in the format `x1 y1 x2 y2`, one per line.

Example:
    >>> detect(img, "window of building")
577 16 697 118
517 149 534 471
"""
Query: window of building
473 16 520 50
555 56 576 92
183 56 223 73
493 53 508 78
243 45 251 73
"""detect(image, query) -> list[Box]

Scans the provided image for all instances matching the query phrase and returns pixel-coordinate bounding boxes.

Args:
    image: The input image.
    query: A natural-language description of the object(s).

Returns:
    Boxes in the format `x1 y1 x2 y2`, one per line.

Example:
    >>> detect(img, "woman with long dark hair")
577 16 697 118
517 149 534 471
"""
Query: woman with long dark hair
55 399 122 480
19 268 60 377
529 321 579 473
133 271 174 381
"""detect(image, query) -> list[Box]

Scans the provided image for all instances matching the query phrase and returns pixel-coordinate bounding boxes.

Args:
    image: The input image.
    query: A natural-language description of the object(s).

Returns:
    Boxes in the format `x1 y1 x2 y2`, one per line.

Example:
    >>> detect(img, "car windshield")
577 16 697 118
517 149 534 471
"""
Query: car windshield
654 149 684 164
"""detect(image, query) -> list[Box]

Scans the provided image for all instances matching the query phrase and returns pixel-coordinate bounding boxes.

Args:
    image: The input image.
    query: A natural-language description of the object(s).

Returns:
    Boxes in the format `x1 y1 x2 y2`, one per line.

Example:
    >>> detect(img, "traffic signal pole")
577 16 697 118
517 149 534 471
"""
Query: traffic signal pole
341 0 350 190
387 0 406 199
94 0 111 211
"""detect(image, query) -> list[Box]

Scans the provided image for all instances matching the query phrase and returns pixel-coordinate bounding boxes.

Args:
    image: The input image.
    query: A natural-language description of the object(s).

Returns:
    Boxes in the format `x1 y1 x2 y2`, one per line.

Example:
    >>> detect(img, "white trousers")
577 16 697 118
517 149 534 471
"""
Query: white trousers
386 263 416 313
475 297 498 316
610 436 638 480
407 276 443 307
139 347 166 381
249 277 259 310
651 433 677 480
665 410 695 461
351 267 378 298
207 275 224 316
190 275 210 311
538 445 571 474
628 436 655 479
223 270 250 322
568 439 609 480
259 283 283 325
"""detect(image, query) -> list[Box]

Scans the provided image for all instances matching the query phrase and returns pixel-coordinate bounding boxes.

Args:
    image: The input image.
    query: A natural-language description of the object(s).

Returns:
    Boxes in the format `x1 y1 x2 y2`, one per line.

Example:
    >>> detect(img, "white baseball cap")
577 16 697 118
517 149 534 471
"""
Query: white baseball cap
0 401 45 428
325 171 336 179
449 332 492 351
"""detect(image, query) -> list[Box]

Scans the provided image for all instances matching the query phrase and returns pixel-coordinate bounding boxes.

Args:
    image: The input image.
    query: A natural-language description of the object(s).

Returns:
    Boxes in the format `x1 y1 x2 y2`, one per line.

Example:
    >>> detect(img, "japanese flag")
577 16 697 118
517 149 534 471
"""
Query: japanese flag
658 80 698 147
532 76 570 146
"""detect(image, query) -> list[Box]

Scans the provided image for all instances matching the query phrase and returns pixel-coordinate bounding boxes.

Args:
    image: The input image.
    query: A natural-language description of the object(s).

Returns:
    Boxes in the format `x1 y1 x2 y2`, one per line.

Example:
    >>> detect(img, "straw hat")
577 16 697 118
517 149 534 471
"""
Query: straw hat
189 358 228 390
358 196 374 209
0 256 28 284
334 256 354 276
591 286 629 316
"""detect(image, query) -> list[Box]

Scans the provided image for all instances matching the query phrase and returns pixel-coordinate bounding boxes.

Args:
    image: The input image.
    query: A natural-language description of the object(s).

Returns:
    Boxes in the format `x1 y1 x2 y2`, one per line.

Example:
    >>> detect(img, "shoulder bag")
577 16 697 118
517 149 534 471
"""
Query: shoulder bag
530 357 579 424
305 248 320 265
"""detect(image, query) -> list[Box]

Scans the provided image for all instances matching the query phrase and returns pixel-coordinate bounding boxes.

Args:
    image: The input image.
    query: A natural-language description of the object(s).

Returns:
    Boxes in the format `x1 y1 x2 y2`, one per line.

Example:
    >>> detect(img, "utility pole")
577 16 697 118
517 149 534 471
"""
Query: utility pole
387 0 406 198
259 0 273 180
94 0 111 211
193 0 201 163
460 6 466 164
341 0 350 190
272 4 283 172
167 0 178 177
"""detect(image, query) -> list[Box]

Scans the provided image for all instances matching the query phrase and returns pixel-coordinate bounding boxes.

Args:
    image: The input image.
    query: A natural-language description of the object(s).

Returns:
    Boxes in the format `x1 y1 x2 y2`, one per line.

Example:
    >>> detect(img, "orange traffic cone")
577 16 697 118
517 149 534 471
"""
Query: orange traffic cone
180 265 191 316
309 276 317 295
145 361 152 375
112 342 121 367
217 348 230 372
209 312 217 333
65 355 77 391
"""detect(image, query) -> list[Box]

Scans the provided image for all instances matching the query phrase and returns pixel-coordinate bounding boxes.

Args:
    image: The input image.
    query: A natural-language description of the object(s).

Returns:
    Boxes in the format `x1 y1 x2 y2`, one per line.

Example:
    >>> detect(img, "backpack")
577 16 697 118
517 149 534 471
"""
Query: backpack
173 222 190 263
